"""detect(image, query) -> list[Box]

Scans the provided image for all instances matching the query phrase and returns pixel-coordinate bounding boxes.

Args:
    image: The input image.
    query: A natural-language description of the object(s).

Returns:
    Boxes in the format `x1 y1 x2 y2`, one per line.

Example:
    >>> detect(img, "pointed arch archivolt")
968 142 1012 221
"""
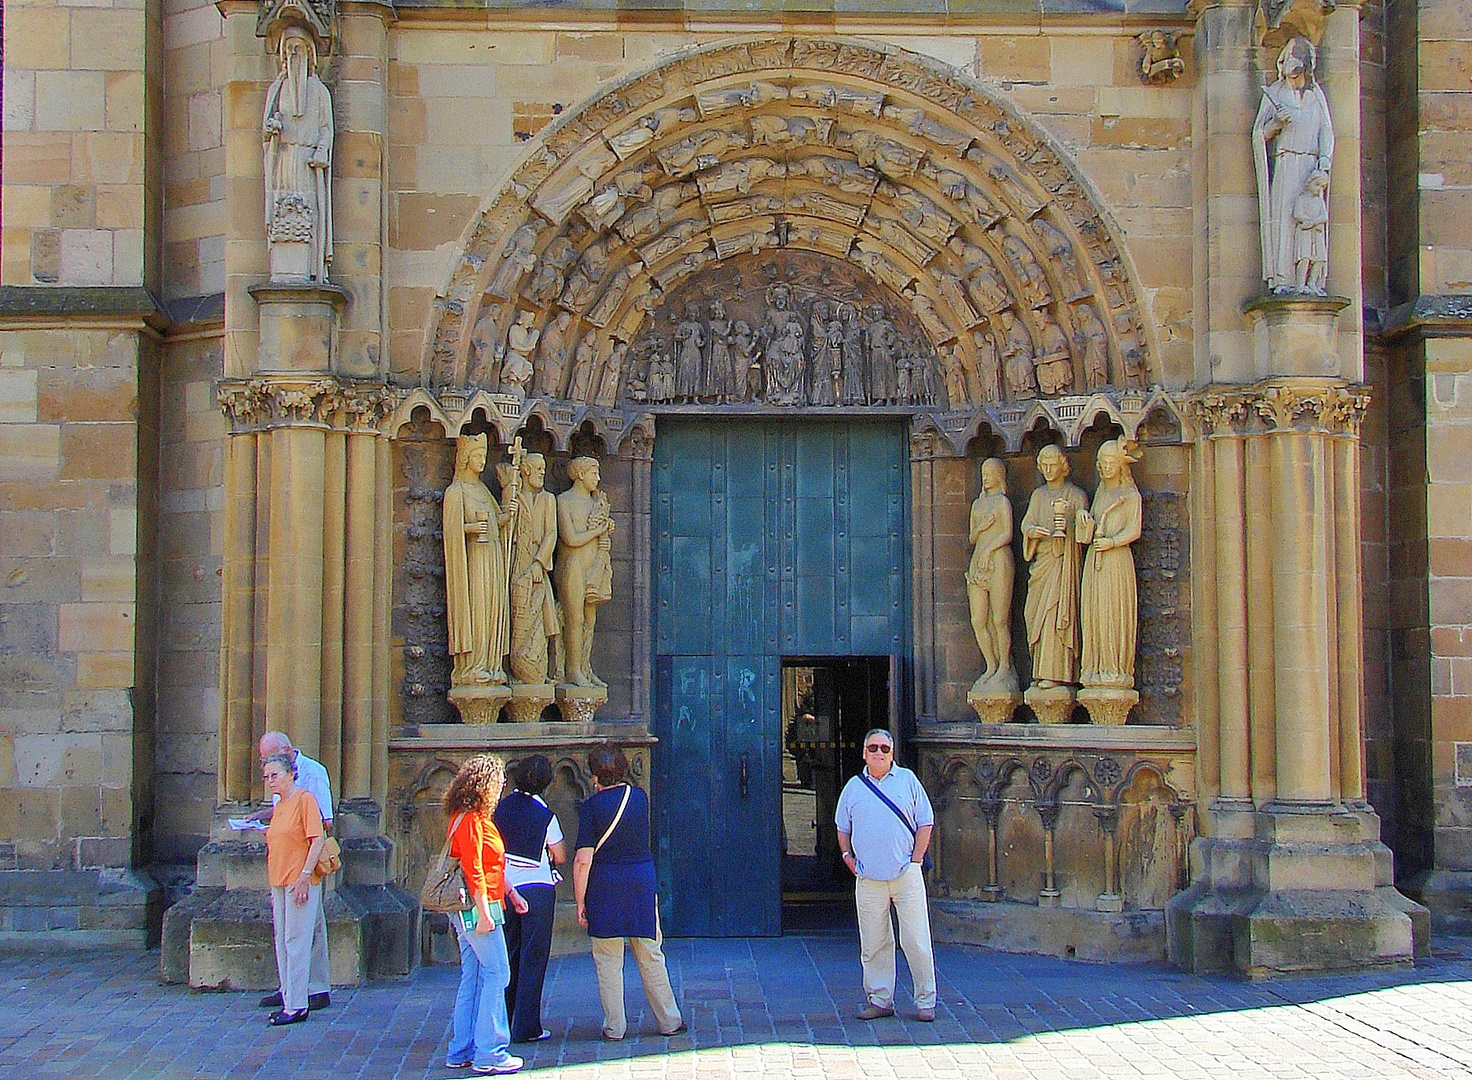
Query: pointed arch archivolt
420 36 1158 415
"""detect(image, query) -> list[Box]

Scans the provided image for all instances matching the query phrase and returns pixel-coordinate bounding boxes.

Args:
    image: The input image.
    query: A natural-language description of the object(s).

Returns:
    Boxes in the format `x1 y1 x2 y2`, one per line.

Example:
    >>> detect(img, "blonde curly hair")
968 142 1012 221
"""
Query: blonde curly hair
443 754 505 817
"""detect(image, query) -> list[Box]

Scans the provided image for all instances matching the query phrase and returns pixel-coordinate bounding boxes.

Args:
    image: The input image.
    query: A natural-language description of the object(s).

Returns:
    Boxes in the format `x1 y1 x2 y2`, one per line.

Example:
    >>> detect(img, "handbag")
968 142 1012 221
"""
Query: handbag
316 835 342 877
859 774 935 875
419 813 472 913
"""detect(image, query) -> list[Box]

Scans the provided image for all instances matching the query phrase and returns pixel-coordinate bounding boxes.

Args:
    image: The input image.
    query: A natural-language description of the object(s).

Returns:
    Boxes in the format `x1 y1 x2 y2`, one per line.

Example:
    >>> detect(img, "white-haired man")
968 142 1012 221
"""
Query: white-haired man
250 731 334 1011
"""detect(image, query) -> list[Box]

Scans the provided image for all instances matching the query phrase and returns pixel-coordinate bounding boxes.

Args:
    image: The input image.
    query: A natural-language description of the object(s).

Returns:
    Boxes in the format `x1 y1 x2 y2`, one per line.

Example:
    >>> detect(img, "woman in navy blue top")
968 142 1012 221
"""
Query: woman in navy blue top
572 745 685 1041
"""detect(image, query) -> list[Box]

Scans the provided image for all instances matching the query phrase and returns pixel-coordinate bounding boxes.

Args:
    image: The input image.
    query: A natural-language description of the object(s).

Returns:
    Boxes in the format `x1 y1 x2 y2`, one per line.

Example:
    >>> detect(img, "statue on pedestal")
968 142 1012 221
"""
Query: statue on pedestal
967 459 1018 698
262 25 333 283
1253 36 1334 295
507 453 560 687
555 457 614 690
1020 445 1088 690
1077 440 1144 725
442 434 513 688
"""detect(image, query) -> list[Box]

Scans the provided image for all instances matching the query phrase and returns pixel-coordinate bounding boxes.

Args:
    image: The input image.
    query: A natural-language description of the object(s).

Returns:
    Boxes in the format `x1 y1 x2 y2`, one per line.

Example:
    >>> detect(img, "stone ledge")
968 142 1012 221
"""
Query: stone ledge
0 285 161 321
931 897 1166 963
915 721 1196 752
1379 293 1472 342
390 720 656 750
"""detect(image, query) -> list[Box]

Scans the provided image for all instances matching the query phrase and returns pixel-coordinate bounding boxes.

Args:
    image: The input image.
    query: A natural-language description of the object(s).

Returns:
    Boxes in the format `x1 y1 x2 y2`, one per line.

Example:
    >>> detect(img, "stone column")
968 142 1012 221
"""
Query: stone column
1167 0 1426 975
626 420 654 725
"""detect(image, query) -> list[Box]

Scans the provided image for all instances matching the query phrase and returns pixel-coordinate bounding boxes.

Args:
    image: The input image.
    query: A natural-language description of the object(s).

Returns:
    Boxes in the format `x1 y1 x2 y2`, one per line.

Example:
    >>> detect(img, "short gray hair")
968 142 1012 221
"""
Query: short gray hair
262 752 296 778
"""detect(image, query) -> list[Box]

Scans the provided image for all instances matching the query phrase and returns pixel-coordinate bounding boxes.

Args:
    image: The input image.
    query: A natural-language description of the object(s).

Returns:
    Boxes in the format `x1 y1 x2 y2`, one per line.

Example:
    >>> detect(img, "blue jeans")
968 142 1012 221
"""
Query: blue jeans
448 917 513 1069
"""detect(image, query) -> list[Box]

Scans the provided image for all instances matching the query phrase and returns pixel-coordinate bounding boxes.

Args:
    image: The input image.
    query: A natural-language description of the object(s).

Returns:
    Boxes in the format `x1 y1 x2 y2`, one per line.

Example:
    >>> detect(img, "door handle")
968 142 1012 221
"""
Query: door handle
739 753 750 799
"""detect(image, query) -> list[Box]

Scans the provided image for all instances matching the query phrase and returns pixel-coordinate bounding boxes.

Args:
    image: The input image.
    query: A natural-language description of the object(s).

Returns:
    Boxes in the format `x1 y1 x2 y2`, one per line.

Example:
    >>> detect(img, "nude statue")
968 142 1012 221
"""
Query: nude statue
555 457 614 689
968 458 1018 693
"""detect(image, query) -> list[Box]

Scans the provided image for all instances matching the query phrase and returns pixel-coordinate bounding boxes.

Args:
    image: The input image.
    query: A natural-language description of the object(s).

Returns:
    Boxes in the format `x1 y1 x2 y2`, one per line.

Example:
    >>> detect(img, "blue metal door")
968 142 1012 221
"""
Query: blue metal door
653 419 908 936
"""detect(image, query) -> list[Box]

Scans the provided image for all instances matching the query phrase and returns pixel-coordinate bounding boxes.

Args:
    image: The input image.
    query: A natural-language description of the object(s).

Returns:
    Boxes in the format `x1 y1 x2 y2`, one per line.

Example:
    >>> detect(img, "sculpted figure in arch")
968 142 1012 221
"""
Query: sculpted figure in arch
1077 440 1143 691
262 25 333 283
500 311 539 399
1252 36 1334 295
556 457 615 689
1021 445 1089 689
508 453 561 687
443 434 514 687
968 459 1018 694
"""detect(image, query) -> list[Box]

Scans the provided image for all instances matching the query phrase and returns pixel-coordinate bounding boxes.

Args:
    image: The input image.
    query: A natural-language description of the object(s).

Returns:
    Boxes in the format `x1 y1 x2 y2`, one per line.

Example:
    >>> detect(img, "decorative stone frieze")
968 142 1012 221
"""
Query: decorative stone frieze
1186 381 1370 437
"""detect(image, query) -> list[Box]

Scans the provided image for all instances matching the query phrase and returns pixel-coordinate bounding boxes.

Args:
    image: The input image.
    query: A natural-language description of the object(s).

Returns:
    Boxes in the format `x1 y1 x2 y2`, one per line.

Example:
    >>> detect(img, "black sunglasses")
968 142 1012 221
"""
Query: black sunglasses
864 743 893 754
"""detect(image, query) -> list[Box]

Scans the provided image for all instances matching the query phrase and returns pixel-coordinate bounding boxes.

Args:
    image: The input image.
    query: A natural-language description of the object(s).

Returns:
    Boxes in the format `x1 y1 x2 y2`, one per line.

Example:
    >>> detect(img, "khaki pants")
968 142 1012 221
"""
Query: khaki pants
270 883 323 1013
855 863 936 1010
590 919 682 1039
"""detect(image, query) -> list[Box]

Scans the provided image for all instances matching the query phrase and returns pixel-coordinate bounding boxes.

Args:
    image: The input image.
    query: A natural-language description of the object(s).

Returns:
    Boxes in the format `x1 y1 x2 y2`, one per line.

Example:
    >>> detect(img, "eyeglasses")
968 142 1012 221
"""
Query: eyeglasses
864 744 893 755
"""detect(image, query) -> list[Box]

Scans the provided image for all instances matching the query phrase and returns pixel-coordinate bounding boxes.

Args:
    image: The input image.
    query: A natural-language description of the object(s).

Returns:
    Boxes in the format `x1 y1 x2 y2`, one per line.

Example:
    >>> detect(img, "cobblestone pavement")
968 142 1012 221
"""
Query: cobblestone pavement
5 933 1472 1080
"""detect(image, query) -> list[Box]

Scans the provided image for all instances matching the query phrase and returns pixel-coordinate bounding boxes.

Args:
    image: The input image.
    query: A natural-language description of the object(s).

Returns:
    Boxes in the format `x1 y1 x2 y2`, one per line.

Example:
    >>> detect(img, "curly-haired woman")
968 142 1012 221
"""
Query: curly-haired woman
443 754 529 1075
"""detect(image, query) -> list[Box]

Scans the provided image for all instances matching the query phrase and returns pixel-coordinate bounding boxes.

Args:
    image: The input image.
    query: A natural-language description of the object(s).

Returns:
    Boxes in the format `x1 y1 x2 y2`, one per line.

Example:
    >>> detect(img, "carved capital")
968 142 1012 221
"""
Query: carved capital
1185 392 1251 435
1188 382 1370 436
217 379 272 433
336 381 396 433
217 376 343 430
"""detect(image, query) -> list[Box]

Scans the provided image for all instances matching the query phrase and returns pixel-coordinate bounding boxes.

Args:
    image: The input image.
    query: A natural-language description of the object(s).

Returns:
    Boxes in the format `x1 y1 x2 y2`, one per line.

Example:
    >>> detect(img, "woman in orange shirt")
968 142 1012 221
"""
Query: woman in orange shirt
262 751 327 1026
443 754 530 1075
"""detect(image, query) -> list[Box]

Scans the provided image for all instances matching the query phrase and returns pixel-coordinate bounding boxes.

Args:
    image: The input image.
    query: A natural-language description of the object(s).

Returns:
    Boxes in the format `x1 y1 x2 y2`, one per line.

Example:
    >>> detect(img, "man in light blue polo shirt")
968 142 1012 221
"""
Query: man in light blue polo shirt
835 727 936 1022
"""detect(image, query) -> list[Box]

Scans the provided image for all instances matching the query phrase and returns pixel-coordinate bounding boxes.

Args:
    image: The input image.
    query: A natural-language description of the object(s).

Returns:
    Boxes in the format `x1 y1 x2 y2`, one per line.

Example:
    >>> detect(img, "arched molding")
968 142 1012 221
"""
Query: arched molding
420 35 1162 416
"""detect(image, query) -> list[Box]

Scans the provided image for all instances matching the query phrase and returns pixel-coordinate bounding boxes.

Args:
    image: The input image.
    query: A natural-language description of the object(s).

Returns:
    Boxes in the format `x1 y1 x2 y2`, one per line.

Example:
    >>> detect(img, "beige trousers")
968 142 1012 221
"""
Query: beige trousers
590 919 682 1039
855 862 936 1010
270 882 323 1013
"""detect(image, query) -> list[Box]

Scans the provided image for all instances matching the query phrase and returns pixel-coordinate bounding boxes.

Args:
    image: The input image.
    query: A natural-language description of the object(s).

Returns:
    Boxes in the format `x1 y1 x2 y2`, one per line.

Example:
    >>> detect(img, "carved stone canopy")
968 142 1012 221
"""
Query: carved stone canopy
422 36 1156 415
258 0 334 50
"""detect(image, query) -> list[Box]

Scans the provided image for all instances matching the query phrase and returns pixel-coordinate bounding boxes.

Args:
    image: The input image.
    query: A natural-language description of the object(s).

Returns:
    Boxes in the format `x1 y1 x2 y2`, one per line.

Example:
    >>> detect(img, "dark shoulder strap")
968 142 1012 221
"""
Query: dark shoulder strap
860 774 917 837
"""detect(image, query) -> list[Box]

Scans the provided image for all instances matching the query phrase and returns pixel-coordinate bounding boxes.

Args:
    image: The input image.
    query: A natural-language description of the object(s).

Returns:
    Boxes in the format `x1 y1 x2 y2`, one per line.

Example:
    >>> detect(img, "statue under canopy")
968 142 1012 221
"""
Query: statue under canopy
1077 440 1143 691
442 434 514 687
1020 445 1089 689
262 24 333 283
555 457 615 689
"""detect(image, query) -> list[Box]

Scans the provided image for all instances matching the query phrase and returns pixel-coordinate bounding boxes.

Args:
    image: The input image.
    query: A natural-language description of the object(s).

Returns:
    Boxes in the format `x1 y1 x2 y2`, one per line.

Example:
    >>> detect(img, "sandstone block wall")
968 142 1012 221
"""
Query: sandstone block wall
0 326 156 872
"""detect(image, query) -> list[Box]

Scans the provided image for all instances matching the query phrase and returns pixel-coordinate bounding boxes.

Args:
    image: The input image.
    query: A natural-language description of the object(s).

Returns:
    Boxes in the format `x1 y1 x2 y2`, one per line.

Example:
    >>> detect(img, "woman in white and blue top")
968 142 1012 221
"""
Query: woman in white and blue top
493 755 566 1044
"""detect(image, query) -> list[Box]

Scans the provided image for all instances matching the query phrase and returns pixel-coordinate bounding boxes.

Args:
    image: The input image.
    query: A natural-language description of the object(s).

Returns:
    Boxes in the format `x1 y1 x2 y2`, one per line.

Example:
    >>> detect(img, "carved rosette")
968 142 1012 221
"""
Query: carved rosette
217 377 397 434
422 36 1157 411
1187 382 1370 438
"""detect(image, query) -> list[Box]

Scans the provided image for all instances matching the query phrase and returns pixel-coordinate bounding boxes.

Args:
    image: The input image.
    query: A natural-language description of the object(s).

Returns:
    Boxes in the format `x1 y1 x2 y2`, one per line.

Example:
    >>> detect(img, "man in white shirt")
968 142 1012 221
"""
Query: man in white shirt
835 727 936 1022
251 731 334 1011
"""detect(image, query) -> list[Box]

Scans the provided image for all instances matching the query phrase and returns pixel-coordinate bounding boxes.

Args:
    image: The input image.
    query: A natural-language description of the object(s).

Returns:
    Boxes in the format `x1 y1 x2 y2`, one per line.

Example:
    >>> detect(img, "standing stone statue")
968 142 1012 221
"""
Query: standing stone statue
507 453 560 687
442 434 514 689
705 300 737 402
674 304 705 403
1253 36 1334 294
967 459 1018 706
1020 445 1088 721
864 304 898 405
262 25 333 283
556 457 614 695
1077 439 1144 725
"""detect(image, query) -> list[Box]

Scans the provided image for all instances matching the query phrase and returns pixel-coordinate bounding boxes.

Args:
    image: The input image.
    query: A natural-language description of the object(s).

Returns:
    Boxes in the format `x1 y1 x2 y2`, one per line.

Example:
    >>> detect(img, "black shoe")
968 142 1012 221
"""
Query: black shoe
512 1029 551 1044
259 992 284 1009
268 1008 309 1026
308 992 330 1011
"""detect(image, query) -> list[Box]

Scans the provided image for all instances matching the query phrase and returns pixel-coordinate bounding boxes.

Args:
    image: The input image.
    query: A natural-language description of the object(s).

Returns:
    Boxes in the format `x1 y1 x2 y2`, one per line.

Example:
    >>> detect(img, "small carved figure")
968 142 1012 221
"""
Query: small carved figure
731 320 759 401
508 453 561 686
1292 170 1330 295
535 311 574 398
1032 219 1089 299
594 340 626 407
487 222 541 298
674 304 706 402
995 309 1037 400
929 265 980 326
971 328 1002 404
1074 303 1111 390
1137 29 1185 85
526 237 576 307
949 238 1011 313
568 329 601 402
968 150 1046 217
443 434 514 687
587 261 644 327
1077 440 1143 690
1021 445 1089 688
840 304 868 406
1033 308 1075 397
500 310 539 400
1001 231 1053 308
561 242 610 312
926 165 1002 228
262 26 333 283
968 458 1018 692
864 303 899 405
939 343 969 407
905 285 952 344
1253 36 1334 293
607 106 699 159
466 302 504 388
555 457 614 689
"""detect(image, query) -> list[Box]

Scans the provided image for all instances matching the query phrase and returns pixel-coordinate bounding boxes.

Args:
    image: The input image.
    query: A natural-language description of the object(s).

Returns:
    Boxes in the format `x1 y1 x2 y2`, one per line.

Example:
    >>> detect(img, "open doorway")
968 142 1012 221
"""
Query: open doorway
780 656 889 932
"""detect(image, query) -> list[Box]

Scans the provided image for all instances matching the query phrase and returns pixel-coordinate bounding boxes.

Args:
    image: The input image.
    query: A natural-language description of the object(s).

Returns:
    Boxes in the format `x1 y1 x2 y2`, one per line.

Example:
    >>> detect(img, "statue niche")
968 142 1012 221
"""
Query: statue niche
622 252 943 409
262 24 333 283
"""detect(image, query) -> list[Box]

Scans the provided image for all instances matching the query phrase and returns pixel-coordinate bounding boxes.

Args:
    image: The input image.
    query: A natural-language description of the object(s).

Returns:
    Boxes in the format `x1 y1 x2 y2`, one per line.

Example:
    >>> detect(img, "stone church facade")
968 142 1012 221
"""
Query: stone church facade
1 0 1469 979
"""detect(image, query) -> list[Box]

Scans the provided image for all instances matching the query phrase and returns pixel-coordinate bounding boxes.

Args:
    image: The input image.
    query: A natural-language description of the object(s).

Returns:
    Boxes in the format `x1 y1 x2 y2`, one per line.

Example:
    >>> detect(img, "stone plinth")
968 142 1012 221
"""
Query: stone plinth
556 685 607 723
968 686 1022 724
1078 688 1138 726
1024 685 1076 725
448 684 511 724
0 869 161 950
1242 294 1352 379
505 683 556 723
249 282 348 374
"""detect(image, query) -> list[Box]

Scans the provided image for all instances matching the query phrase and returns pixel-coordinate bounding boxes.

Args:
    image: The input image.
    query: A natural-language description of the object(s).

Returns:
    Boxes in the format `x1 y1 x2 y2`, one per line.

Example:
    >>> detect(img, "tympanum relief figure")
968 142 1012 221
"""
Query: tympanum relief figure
263 25 333 283
1252 36 1334 295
